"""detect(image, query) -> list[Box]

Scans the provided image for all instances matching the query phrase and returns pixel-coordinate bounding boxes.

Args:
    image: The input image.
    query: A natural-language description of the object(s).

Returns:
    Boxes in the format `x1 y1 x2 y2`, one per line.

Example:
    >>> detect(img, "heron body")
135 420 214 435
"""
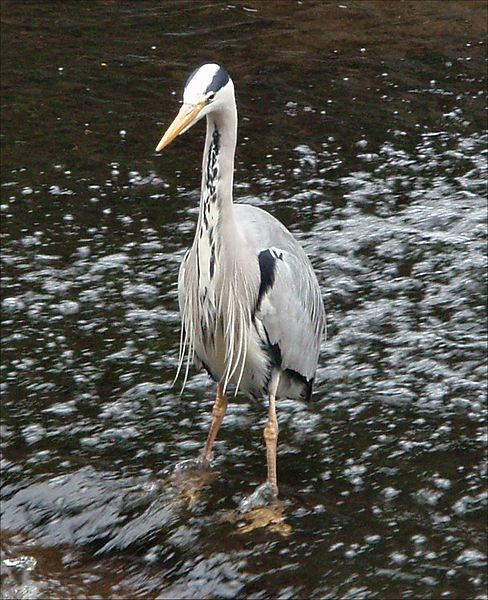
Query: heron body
156 64 325 506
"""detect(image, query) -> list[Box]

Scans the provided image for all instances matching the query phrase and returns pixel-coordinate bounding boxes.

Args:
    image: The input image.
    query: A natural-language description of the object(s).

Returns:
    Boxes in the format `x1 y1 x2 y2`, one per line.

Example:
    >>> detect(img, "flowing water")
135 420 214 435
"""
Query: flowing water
1 1 487 598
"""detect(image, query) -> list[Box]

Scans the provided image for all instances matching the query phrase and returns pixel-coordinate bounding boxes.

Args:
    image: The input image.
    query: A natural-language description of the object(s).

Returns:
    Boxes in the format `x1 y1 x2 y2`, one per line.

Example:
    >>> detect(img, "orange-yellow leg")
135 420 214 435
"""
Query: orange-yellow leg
264 383 279 497
200 382 227 467
238 372 281 513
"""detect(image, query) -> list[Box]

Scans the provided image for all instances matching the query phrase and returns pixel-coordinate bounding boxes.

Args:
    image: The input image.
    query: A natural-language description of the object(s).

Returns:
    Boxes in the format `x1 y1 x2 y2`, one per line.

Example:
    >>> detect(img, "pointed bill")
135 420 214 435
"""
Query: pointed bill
155 103 204 152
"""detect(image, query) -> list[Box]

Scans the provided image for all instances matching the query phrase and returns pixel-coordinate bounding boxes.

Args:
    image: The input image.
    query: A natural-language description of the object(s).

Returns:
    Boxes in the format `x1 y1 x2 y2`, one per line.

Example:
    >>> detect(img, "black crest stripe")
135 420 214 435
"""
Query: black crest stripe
206 67 229 94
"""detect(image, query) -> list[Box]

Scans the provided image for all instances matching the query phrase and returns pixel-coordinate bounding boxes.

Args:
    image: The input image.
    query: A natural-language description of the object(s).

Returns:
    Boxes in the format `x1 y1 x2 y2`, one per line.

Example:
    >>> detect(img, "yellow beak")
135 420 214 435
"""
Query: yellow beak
155 103 204 152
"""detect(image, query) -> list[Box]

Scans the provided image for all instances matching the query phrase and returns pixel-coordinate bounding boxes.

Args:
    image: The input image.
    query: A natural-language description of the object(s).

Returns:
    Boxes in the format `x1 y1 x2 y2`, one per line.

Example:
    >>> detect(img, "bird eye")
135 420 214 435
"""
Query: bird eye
207 92 216 102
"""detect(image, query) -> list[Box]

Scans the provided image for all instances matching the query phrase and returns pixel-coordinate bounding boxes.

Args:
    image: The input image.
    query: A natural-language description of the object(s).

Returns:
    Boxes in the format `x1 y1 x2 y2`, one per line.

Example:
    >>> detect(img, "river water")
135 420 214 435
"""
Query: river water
1 1 487 598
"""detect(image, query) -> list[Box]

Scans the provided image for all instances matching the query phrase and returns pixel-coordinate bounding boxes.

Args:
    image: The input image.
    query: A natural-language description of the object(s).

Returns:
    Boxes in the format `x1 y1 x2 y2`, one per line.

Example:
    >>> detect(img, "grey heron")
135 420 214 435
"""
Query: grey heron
155 64 325 509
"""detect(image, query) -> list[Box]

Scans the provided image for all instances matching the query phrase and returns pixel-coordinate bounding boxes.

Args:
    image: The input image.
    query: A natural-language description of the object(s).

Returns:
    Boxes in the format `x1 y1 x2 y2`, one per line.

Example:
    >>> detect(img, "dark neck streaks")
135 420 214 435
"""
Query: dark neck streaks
194 105 238 294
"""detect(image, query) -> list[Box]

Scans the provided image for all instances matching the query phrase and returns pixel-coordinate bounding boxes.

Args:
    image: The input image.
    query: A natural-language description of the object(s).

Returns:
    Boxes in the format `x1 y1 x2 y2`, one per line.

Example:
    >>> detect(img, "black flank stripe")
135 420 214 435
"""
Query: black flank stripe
286 369 314 401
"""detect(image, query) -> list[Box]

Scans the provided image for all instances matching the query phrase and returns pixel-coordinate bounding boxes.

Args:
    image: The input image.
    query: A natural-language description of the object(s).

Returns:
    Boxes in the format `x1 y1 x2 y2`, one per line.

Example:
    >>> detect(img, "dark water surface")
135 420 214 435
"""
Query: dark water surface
1 1 487 598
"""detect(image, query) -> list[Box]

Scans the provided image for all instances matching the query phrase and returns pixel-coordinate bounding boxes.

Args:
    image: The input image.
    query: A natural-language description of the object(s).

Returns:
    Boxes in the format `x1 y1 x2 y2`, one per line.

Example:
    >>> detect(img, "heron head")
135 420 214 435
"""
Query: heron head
155 63 234 152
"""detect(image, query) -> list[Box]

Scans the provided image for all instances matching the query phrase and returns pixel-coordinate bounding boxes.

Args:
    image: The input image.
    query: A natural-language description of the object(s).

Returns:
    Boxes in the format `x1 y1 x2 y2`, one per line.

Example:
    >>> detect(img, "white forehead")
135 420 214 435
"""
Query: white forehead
183 63 220 104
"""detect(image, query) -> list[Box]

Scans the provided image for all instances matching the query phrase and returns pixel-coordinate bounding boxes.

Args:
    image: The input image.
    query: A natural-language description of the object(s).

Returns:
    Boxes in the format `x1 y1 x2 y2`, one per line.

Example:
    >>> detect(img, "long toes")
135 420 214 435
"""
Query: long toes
238 482 277 514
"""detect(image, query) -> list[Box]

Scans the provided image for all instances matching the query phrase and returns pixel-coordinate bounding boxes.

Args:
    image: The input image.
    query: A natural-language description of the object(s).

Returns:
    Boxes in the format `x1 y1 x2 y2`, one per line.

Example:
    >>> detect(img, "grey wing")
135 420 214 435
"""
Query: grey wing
255 246 325 381
234 203 325 381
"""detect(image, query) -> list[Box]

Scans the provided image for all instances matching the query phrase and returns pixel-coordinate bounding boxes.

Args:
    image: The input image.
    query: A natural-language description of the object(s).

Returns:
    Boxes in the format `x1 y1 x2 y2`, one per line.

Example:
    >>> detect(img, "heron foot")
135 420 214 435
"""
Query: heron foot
163 455 213 477
174 457 209 473
235 505 291 536
238 482 278 514
159 459 218 509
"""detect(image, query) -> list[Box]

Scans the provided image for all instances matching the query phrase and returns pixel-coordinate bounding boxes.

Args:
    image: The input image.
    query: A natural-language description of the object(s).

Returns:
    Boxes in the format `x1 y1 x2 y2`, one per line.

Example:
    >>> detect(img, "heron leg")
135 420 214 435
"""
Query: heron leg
238 371 281 513
200 381 227 467
264 371 280 497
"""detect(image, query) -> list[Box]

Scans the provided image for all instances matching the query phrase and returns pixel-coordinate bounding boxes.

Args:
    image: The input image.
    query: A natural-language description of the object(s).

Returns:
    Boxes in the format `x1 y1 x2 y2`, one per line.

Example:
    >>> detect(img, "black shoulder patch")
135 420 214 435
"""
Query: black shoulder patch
206 66 229 93
257 249 276 310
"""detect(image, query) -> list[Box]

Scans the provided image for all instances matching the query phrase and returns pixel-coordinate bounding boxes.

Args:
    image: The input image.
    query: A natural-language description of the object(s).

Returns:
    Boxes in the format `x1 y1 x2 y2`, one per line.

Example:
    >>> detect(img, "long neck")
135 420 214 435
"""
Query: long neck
186 96 259 390
201 103 237 220
195 102 238 289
